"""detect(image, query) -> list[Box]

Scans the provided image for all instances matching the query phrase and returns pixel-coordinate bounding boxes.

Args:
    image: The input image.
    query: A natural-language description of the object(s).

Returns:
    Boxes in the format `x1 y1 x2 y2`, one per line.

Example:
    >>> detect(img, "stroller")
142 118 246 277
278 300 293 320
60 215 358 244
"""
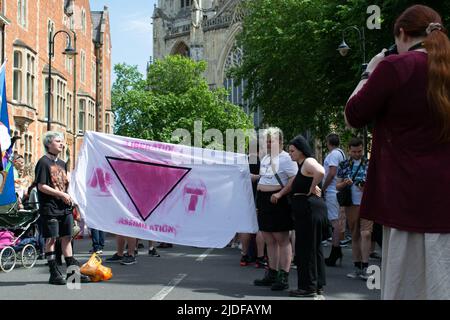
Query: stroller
0 194 40 273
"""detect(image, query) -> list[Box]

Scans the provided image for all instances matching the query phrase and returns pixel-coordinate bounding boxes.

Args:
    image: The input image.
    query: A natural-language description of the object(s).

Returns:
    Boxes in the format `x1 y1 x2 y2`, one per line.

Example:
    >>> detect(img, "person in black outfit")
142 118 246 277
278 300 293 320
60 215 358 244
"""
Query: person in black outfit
276 135 328 297
35 131 90 285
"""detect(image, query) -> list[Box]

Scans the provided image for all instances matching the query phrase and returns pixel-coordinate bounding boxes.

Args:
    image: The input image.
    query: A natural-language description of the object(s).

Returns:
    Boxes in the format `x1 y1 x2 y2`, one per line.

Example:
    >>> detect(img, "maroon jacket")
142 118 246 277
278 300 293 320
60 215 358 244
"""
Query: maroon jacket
346 51 450 233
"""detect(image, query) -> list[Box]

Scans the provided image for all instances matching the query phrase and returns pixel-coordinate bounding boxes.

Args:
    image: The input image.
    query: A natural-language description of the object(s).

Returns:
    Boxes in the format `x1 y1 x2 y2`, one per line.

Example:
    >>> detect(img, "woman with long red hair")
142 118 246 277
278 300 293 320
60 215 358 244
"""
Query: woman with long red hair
345 5 450 300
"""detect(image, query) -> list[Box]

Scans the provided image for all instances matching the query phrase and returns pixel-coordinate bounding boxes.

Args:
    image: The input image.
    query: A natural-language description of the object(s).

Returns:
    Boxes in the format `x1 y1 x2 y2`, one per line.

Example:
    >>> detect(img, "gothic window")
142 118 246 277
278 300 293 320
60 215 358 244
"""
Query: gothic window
223 46 249 114
172 42 190 57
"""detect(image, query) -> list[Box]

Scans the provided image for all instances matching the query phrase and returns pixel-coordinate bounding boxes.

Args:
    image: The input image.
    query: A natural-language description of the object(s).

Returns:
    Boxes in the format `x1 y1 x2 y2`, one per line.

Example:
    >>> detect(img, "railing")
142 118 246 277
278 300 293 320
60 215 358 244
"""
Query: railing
165 23 191 39
202 14 233 31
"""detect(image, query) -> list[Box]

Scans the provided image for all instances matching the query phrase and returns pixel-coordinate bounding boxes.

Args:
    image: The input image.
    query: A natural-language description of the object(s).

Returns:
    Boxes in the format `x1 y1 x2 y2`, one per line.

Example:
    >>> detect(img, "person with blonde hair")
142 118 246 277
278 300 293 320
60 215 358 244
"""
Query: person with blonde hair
345 5 450 299
253 128 297 291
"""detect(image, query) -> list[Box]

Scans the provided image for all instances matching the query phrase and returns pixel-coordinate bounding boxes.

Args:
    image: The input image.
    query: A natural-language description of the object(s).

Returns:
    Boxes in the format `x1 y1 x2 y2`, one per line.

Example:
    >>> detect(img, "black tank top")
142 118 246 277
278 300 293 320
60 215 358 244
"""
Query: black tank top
291 160 313 194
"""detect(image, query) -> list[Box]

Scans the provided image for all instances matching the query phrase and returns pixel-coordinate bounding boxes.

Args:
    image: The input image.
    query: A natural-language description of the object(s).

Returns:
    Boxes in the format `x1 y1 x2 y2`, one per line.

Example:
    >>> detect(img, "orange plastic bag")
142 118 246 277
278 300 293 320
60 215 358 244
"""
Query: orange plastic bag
80 253 113 282
96 264 113 281
80 253 102 277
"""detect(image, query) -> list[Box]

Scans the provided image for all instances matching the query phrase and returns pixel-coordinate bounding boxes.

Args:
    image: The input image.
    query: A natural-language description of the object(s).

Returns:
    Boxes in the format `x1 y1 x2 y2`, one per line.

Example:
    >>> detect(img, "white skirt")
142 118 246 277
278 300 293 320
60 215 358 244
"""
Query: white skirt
382 226 450 300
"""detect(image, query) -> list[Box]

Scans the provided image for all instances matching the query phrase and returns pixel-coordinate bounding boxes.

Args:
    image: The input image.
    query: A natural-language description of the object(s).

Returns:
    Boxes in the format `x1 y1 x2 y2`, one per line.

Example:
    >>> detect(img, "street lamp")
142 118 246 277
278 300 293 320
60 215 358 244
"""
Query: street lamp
337 26 369 155
47 30 77 132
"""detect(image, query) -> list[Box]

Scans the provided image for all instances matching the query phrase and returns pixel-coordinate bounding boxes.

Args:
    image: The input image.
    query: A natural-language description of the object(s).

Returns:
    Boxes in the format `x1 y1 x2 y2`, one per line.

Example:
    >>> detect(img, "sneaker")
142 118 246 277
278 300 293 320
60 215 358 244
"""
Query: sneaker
255 257 268 269
359 268 372 281
346 268 363 279
105 253 123 263
148 248 160 257
240 255 251 266
120 254 137 265
321 240 328 247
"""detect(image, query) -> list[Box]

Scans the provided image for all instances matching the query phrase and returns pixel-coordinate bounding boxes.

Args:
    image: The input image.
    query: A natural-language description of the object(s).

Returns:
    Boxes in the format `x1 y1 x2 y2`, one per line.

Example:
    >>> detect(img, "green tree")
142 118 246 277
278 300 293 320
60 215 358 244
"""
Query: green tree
112 56 254 149
235 0 450 154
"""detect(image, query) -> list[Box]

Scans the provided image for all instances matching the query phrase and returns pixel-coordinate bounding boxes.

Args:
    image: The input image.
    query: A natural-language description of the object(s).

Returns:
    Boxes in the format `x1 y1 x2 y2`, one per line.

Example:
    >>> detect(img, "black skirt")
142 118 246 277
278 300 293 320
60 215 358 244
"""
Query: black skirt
256 191 293 232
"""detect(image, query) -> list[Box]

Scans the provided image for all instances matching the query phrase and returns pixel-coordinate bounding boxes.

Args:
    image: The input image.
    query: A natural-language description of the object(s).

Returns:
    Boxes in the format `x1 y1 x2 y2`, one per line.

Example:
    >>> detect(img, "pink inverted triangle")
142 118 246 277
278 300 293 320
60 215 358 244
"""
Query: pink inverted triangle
106 157 191 221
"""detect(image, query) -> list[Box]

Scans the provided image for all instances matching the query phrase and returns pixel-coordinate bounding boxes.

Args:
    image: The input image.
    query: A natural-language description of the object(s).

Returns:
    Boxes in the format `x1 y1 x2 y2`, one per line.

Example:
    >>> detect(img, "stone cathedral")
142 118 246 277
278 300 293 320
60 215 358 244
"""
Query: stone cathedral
152 0 261 126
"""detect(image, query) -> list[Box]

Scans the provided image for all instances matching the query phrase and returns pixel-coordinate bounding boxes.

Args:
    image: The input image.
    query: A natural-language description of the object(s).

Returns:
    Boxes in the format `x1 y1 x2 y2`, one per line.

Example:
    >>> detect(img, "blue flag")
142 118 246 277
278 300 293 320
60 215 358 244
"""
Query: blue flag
0 62 17 206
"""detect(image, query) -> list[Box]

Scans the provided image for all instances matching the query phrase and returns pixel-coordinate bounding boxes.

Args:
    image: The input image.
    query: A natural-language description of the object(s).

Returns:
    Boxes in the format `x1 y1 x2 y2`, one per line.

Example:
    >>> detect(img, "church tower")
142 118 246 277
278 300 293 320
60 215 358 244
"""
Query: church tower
152 0 261 127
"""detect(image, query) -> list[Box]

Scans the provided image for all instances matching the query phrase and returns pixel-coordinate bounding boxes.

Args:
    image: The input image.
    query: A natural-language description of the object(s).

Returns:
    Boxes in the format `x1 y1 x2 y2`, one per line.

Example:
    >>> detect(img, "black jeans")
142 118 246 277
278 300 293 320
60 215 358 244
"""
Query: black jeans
293 196 327 291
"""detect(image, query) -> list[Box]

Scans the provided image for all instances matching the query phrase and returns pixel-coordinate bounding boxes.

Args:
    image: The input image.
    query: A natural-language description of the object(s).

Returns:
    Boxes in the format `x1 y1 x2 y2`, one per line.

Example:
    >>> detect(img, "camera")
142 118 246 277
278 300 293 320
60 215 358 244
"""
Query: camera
384 44 398 56
356 180 365 188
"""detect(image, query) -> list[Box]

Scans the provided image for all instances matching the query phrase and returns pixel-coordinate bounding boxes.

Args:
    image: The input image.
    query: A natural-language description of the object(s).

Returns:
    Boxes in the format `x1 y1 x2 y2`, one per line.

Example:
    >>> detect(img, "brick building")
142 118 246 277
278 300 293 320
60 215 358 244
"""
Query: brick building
0 0 113 170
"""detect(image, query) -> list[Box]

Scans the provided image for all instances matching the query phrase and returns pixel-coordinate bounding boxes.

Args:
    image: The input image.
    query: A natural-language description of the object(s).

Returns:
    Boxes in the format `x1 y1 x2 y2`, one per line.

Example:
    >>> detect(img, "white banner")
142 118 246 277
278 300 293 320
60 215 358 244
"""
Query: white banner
69 132 258 248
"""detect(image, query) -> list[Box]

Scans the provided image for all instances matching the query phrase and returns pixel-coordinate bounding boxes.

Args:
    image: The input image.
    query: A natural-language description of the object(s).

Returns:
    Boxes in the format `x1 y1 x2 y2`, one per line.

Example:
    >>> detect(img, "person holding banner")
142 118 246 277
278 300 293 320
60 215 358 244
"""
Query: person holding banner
35 132 90 285
253 128 297 291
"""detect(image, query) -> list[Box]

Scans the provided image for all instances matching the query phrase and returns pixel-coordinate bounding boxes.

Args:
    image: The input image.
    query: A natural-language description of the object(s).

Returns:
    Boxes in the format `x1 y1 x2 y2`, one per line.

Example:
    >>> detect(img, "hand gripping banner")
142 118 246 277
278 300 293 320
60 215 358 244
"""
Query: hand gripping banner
69 132 258 248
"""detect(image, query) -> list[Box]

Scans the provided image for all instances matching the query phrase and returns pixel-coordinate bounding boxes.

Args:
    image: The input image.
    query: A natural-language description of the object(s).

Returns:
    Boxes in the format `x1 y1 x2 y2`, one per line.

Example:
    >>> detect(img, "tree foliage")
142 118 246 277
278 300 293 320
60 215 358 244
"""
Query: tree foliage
235 0 450 149
112 56 254 147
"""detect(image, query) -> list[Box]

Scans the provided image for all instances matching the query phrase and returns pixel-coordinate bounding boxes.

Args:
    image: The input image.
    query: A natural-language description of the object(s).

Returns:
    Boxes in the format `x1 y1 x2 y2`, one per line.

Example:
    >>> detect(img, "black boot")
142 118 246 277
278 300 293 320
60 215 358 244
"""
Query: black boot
65 256 91 283
325 246 343 267
48 260 66 285
254 268 278 286
271 270 289 291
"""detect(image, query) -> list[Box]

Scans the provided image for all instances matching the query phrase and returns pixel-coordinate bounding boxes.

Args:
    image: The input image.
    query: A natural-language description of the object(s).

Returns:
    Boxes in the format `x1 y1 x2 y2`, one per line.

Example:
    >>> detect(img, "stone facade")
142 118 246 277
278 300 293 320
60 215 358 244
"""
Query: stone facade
152 0 261 127
0 0 113 170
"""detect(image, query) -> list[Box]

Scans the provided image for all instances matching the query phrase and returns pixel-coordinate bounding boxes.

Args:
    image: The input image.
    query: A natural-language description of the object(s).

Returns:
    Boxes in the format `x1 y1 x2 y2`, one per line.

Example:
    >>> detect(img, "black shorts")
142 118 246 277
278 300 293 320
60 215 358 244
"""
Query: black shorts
41 214 74 239
256 191 293 232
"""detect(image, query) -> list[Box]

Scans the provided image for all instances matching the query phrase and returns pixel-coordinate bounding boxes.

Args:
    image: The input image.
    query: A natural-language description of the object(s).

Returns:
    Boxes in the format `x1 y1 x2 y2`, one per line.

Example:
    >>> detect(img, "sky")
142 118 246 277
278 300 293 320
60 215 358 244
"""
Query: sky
90 0 157 80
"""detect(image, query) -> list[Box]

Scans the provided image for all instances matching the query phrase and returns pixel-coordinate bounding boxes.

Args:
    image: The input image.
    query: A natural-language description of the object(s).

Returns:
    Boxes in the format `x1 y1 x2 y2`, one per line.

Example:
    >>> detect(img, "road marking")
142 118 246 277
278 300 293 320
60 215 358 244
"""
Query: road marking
151 273 187 300
196 248 214 262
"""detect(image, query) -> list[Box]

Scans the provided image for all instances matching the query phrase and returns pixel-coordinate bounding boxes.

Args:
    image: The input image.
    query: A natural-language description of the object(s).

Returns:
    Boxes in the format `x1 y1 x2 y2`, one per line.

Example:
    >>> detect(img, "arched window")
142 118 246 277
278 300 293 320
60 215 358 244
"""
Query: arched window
223 46 248 113
172 42 190 57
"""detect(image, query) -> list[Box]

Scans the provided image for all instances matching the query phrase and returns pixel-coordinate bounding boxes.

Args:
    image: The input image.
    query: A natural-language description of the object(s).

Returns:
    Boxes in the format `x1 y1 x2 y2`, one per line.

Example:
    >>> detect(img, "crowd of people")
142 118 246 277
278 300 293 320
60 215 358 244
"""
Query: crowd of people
7 4 450 300
230 4 450 300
